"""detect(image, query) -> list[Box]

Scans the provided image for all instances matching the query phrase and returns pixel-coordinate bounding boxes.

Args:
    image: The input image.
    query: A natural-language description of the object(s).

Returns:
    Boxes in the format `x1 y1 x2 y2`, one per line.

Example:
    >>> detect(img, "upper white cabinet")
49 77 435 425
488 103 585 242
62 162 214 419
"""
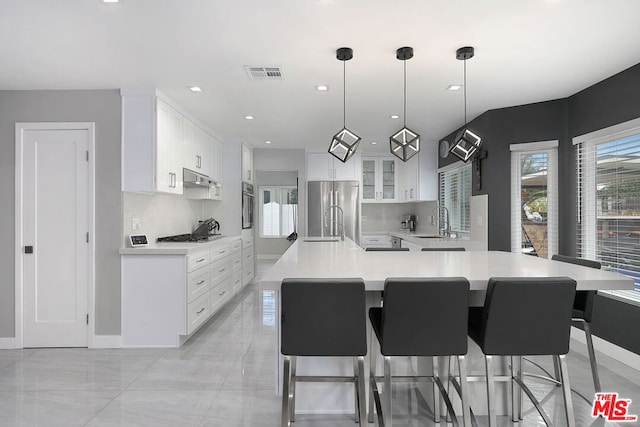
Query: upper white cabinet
155 99 183 194
306 152 361 181
121 89 223 195
242 144 253 183
362 156 398 203
397 142 439 202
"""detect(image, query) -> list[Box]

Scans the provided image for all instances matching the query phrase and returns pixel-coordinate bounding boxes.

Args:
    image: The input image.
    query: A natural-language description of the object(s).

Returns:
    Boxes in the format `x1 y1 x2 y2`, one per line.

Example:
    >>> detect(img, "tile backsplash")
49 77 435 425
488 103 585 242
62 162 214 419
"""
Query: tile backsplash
122 192 218 246
362 201 438 234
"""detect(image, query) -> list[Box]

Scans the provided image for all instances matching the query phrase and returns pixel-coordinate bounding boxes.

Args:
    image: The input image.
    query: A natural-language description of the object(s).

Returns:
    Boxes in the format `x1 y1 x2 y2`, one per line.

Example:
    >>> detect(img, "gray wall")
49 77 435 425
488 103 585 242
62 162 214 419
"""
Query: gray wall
437 62 640 355
254 170 298 257
0 90 122 337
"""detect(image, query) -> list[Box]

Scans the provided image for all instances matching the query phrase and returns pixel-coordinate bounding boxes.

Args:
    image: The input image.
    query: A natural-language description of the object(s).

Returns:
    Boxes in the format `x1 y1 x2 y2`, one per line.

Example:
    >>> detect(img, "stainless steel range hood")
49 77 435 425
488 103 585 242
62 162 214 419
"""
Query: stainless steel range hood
183 168 216 188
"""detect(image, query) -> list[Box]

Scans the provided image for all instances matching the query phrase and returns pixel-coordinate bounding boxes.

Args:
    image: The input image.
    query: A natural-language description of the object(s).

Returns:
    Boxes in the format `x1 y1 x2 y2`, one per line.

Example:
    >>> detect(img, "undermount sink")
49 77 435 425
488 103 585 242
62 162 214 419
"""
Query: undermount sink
303 238 340 242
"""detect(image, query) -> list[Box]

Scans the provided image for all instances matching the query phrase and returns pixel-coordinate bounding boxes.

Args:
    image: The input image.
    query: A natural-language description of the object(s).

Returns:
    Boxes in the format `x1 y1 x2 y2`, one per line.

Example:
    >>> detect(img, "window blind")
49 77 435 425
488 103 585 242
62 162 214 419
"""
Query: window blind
439 164 471 233
576 129 640 292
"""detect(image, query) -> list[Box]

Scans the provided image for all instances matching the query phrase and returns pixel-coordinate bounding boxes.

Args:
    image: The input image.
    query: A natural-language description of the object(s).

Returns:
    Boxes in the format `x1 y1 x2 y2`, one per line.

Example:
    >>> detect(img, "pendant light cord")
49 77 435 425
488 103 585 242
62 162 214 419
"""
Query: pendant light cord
463 58 467 126
343 59 346 127
403 59 407 127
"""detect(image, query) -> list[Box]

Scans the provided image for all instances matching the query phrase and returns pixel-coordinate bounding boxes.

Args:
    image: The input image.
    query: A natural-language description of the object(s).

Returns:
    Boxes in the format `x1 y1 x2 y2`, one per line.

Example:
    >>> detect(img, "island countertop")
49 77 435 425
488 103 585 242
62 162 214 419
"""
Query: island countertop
259 237 634 292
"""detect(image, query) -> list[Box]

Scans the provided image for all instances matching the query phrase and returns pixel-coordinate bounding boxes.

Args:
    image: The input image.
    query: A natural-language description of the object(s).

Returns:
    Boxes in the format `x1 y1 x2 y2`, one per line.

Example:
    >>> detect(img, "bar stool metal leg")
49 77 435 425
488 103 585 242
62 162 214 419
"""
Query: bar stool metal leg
290 356 297 421
384 356 393 427
485 355 497 427
457 355 472 427
432 357 441 423
558 354 576 427
368 333 376 424
356 356 366 425
282 356 292 427
583 321 602 393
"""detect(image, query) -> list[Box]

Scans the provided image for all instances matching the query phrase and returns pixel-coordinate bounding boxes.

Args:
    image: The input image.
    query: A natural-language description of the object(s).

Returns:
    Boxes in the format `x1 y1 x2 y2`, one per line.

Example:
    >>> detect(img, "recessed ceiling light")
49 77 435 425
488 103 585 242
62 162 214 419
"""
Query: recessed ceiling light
102 0 119 3
264 140 272 144
315 85 329 91
244 115 254 120
389 115 400 119
446 85 463 91
371 141 378 145
188 86 202 92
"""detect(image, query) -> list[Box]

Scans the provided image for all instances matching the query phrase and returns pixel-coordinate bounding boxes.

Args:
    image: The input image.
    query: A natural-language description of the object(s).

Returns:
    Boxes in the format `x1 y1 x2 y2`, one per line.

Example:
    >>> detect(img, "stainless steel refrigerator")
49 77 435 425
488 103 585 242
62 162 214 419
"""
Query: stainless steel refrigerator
307 181 360 245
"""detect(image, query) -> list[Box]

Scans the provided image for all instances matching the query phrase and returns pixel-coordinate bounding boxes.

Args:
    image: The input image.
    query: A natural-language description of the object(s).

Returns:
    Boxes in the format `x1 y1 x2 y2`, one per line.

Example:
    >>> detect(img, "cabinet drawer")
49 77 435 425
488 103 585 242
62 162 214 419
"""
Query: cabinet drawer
361 235 391 245
187 251 210 272
243 266 255 285
210 278 231 312
210 244 231 262
231 270 243 293
210 257 232 283
230 239 242 253
230 251 242 272
187 293 210 334
187 267 210 303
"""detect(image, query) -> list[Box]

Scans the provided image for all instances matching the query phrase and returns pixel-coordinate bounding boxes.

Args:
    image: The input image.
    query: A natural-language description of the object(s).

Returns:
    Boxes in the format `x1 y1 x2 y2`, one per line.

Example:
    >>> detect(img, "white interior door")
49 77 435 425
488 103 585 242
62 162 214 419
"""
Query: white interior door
19 127 90 347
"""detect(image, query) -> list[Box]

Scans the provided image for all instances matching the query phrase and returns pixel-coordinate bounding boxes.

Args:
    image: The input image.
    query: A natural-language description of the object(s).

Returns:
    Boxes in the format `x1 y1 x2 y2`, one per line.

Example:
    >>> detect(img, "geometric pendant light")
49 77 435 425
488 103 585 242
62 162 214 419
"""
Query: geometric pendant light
389 46 420 162
328 47 361 163
449 46 482 162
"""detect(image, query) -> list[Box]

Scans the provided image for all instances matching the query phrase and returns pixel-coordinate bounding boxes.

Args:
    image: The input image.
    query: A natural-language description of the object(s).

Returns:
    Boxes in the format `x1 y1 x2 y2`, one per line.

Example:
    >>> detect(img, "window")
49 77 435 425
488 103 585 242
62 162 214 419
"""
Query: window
439 163 472 233
510 141 559 259
259 186 297 238
576 121 640 294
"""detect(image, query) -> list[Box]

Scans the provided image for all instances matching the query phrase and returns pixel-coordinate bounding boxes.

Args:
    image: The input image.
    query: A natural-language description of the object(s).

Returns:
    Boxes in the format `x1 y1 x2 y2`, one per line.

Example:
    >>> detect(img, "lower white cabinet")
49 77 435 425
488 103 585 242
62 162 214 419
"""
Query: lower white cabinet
361 234 392 249
121 236 242 347
243 236 255 286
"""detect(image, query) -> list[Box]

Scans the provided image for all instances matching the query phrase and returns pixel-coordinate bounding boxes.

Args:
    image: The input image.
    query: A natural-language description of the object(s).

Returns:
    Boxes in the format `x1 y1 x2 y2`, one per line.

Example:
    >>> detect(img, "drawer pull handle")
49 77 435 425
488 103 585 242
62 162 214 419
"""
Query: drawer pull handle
196 280 205 286
219 291 226 296
370 239 379 242
196 258 206 263
219 268 226 273
219 250 226 254
196 307 205 315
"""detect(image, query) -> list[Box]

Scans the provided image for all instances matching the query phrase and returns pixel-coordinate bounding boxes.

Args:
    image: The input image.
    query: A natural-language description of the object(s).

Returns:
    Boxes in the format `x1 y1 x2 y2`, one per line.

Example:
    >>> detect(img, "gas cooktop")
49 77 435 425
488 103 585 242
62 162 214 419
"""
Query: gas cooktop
156 233 224 243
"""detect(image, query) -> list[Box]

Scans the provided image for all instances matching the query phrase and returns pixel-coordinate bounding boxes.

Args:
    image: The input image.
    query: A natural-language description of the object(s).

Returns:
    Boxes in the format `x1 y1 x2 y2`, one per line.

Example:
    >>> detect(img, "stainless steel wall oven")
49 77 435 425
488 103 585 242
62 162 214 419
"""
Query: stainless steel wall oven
242 182 254 229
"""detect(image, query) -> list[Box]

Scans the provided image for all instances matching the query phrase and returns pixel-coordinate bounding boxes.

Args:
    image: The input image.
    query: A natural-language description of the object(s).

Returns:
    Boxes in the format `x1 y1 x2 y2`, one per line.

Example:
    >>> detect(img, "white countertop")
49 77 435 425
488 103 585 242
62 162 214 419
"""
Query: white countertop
259 238 634 292
119 235 241 255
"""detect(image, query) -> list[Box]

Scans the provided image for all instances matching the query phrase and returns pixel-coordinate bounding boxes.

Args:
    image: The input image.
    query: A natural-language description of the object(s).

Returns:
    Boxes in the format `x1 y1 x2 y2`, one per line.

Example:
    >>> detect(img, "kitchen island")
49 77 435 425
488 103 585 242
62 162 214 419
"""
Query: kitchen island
259 237 634 416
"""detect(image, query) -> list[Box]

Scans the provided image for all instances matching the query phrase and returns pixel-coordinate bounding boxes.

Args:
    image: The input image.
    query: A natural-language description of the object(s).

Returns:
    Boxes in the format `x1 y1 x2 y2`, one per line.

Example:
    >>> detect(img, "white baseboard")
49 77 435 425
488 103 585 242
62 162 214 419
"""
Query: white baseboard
91 335 122 349
257 254 281 260
571 326 640 372
0 337 17 349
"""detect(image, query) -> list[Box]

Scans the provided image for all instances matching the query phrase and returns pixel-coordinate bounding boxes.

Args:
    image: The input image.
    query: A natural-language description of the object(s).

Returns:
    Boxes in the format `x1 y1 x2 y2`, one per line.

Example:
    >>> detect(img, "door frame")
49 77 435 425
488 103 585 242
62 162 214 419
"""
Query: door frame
14 122 96 349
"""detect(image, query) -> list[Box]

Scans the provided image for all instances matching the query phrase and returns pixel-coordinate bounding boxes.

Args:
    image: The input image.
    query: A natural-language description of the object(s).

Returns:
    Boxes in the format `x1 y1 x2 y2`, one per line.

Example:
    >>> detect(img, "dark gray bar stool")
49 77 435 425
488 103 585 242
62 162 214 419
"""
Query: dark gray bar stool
468 277 577 427
421 247 466 251
368 277 471 427
552 254 602 392
280 278 367 427
365 247 409 251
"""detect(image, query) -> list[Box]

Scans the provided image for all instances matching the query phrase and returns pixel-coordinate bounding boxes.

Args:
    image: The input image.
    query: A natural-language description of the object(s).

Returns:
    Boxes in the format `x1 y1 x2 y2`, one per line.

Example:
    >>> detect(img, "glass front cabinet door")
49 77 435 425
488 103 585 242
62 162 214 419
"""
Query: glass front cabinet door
362 157 397 202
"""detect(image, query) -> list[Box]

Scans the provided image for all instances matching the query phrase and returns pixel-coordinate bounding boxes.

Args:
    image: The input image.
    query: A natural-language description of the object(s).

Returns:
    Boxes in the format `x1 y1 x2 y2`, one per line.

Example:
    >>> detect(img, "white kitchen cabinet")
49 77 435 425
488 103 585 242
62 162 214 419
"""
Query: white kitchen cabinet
242 236 255 286
399 142 438 202
121 89 223 196
362 156 398 203
306 152 361 181
210 137 223 183
156 99 183 194
121 236 242 347
242 144 254 183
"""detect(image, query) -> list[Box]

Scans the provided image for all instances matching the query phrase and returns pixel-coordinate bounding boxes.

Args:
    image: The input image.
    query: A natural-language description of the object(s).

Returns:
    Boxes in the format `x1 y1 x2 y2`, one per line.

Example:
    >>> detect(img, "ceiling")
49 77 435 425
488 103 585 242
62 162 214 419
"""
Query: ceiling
2 0 640 153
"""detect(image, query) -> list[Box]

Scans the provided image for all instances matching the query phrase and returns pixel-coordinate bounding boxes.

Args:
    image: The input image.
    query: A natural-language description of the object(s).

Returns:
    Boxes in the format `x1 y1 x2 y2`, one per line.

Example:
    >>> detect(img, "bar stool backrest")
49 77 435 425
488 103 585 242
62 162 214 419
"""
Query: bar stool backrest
480 277 576 356
380 278 470 356
281 278 367 357
551 254 600 322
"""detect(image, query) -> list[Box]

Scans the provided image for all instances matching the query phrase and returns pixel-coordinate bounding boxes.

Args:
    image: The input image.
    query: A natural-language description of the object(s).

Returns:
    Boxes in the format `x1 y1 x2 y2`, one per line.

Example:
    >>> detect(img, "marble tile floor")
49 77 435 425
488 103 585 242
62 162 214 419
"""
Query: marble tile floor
0 260 638 426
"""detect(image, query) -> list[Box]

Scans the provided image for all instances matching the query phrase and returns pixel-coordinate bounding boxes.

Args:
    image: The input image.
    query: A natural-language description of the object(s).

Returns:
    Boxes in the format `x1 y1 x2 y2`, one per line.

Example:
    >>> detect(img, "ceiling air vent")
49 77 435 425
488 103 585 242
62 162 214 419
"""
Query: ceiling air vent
244 66 284 80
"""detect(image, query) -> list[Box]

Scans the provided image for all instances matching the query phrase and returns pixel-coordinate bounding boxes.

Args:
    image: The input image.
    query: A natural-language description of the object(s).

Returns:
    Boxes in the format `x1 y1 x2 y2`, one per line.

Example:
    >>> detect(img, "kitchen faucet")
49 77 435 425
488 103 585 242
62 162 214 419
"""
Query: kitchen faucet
326 205 345 241
433 205 451 237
